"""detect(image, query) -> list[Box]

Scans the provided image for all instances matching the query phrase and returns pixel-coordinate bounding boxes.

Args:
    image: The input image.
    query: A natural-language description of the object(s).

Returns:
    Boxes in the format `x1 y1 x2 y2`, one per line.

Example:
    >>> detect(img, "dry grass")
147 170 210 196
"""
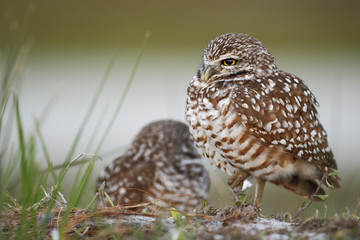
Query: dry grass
1 199 359 239
1 206 155 239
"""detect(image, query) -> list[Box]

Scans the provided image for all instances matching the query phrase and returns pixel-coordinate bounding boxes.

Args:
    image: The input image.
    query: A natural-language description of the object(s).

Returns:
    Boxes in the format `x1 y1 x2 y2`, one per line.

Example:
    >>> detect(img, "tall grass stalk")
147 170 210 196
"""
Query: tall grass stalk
12 94 45 239
96 31 151 153
85 106 108 151
62 51 118 165
1 19 150 236
0 37 34 158
14 94 30 206
58 31 151 236
35 118 58 185
37 45 122 237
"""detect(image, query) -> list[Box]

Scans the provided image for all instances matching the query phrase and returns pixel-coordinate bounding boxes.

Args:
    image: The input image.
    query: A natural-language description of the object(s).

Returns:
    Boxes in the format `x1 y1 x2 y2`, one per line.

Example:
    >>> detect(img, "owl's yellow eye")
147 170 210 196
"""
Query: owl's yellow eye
221 58 238 66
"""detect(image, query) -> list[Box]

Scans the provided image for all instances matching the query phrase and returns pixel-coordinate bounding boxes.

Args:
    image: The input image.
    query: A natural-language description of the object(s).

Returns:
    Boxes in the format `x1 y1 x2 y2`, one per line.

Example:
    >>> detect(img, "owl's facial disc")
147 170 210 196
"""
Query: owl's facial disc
203 55 249 82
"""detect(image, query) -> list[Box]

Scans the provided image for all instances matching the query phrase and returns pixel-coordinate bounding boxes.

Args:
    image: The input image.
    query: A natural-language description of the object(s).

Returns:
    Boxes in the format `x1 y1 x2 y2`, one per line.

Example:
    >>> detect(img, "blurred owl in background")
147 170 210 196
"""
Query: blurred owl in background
97 120 210 212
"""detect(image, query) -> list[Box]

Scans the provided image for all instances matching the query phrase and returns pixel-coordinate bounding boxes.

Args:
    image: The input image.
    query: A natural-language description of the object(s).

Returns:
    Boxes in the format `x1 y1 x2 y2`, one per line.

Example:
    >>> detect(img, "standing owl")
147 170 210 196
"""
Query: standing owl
97 120 210 211
186 33 340 207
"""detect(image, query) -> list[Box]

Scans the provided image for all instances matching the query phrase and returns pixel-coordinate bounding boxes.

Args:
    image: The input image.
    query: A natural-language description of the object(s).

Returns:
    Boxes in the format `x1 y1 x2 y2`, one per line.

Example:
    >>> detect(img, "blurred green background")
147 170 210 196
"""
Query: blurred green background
1 0 360 216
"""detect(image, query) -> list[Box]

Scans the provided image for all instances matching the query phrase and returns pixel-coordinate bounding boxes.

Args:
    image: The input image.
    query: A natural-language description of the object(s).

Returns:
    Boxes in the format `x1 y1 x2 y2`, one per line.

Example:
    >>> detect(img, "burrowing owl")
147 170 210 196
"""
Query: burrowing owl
97 120 210 211
186 33 340 206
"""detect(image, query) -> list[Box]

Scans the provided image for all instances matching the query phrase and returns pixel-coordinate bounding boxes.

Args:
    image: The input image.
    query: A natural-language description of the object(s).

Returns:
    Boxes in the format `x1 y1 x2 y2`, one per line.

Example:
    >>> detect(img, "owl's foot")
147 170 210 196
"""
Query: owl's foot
227 170 250 189
254 178 266 207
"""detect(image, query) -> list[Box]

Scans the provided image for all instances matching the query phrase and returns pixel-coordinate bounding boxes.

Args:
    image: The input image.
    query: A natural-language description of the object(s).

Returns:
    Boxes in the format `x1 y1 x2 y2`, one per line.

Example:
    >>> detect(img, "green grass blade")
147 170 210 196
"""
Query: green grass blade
14 93 30 206
63 51 119 165
0 90 11 138
85 105 108 151
0 147 19 207
38 52 120 232
14 94 44 206
57 32 151 237
95 31 151 153
58 155 100 237
35 118 58 181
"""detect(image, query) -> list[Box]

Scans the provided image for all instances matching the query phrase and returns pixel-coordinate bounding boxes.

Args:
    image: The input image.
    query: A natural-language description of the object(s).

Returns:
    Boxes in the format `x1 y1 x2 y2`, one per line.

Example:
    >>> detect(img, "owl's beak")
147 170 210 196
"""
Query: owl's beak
204 65 216 82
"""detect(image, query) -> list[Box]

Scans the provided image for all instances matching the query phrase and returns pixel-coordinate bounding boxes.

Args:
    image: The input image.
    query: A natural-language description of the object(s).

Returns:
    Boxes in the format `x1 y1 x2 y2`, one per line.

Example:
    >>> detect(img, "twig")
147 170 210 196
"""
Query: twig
43 153 102 173
82 226 90 236
58 191 67 206
295 215 316 229
293 174 327 219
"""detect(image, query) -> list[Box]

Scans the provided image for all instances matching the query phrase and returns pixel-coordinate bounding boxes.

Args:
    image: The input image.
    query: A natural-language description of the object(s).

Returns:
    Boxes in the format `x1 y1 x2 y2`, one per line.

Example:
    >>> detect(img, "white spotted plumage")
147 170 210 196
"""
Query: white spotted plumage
97 120 210 211
186 33 340 206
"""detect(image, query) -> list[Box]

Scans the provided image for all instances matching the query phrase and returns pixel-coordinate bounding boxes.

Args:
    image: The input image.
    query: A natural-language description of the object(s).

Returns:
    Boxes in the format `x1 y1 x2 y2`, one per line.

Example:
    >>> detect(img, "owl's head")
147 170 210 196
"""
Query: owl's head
130 120 200 160
199 33 277 83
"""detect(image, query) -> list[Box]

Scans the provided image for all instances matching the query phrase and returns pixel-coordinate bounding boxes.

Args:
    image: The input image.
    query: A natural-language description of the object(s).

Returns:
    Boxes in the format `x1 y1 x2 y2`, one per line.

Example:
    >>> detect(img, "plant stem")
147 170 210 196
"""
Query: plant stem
293 174 327 219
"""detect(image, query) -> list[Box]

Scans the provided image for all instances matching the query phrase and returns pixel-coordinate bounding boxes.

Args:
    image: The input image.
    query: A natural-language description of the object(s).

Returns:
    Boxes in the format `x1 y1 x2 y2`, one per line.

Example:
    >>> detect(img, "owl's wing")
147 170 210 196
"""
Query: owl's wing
231 71 338 175
99 155 157 205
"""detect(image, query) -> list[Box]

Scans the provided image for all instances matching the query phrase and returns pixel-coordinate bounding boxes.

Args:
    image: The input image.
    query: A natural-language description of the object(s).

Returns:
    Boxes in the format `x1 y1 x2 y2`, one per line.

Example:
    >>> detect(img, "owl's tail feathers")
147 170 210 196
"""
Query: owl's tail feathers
271 176 326 201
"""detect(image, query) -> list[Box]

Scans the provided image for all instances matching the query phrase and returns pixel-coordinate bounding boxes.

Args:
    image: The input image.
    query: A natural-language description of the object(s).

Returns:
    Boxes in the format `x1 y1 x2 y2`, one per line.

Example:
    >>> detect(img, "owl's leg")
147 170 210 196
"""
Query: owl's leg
227 169 250 189
254 178 266 207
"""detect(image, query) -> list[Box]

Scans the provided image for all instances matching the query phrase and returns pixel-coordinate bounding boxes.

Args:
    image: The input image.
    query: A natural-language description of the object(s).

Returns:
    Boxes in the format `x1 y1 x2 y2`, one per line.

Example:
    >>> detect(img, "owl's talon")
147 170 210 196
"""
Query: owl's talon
227 170 250 189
